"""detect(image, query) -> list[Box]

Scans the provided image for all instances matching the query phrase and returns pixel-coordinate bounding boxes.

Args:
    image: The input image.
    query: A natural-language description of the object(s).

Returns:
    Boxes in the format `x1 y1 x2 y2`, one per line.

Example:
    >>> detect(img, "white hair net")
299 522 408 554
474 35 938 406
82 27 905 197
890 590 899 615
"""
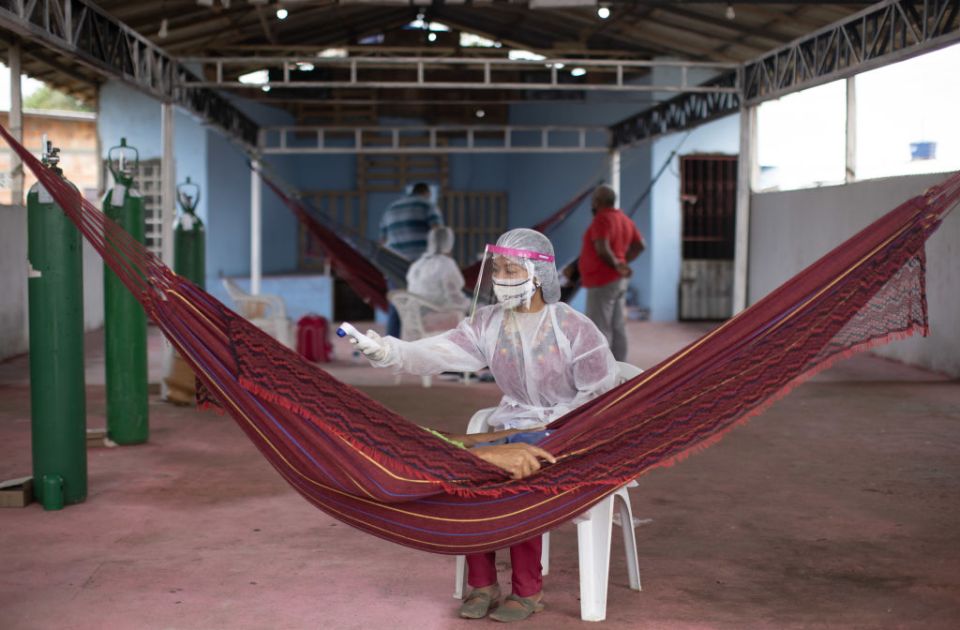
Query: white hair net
426 226 455 256
494 228 561 304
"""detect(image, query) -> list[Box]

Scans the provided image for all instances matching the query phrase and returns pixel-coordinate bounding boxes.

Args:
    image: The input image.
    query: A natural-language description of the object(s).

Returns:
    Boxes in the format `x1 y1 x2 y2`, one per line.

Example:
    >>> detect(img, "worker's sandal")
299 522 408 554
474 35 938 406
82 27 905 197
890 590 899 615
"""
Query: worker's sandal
488 593 544 622
458 586 501 619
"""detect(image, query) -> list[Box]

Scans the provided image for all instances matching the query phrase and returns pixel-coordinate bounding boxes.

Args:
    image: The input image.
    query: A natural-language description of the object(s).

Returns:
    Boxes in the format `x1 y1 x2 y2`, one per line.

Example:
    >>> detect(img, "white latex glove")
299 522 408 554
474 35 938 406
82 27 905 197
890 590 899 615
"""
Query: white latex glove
349 329 389 363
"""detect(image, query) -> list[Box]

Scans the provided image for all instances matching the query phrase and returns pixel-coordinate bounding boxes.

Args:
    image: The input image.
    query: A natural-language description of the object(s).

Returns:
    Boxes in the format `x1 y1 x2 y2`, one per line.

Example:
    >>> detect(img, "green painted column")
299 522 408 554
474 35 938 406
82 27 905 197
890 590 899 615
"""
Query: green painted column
103 138 148 445
173 176 206 288
27 139 86 509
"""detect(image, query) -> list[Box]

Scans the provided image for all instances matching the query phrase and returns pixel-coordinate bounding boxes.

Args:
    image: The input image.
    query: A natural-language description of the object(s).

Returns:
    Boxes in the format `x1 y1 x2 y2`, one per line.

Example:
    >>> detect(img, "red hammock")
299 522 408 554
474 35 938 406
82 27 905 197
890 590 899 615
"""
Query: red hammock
6 122 957 554
258 175 390 311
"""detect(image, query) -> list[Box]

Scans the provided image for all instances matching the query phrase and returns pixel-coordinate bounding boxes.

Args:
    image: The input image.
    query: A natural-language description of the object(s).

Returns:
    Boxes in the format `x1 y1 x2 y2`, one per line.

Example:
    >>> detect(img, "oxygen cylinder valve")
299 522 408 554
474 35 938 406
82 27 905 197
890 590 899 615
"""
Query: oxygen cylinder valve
40 134 61 171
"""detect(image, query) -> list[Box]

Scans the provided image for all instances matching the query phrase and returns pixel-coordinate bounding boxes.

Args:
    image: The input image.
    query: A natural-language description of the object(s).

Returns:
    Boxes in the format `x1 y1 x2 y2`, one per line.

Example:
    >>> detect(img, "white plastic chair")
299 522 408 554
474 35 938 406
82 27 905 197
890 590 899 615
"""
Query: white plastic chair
453 361 645 622
222 277 294 348
388 289 468 388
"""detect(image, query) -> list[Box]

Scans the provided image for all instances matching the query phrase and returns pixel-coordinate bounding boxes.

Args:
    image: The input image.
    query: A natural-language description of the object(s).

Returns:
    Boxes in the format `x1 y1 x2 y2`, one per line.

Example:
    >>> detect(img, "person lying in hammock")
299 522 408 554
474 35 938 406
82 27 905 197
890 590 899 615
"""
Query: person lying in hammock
349 227 619 622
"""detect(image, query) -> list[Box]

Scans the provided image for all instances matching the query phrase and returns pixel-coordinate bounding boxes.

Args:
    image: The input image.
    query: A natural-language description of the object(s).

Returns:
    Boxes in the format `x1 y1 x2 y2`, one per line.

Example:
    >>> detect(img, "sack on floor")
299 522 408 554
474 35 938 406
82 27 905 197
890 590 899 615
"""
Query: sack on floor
163 352 196 405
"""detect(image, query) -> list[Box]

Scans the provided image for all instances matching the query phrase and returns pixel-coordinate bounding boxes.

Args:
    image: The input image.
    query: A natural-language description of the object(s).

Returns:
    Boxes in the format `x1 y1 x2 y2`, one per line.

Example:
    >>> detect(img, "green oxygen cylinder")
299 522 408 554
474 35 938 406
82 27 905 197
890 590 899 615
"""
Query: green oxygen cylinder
173 176 205 288
27 136 87 509
103 138 148 445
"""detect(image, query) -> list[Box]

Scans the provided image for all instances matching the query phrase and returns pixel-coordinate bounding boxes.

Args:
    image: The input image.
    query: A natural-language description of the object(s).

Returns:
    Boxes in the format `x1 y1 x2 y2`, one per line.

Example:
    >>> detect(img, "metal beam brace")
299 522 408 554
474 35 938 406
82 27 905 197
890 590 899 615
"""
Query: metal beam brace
609 0 960 148
742 0 960 104
0 0 259 147
610 71 740 148
179 56 740 94
260 125 611 154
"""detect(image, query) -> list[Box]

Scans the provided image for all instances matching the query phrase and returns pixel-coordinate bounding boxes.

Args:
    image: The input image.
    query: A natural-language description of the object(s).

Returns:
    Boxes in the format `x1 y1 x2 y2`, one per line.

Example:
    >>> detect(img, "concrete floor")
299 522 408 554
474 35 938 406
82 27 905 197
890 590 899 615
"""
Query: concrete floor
1 321 959 629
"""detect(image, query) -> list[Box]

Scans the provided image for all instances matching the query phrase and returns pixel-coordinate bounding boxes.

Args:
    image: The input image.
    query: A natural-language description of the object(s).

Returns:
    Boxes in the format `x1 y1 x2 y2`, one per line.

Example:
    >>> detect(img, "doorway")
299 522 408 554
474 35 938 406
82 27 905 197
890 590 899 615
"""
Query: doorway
678 155 737 320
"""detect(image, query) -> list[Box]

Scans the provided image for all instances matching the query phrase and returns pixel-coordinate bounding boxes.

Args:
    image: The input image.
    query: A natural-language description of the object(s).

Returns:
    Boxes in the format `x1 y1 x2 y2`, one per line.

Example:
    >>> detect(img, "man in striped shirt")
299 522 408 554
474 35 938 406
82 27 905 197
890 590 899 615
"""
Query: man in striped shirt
380 182 444 258
380 182 444 336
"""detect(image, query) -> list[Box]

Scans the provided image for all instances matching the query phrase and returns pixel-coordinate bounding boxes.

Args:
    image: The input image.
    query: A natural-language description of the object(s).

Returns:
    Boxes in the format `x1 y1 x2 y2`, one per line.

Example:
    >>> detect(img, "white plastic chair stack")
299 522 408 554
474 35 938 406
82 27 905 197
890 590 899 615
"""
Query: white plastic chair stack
453 362 645 622
387 289 467 388
221 277 294 348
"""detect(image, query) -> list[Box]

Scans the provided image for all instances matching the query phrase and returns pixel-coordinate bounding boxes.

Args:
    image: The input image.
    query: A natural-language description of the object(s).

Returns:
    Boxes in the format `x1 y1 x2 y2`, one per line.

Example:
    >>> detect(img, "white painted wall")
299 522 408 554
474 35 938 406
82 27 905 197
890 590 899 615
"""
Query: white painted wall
0 204 28 358
81 238 104 332
749 171 960 376
0 203 104 361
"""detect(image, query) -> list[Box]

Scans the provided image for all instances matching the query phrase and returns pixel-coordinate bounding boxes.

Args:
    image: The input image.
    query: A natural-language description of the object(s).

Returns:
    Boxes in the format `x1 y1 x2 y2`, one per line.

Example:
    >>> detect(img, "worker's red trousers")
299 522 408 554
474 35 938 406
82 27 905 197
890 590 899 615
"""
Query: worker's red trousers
466 535 542 597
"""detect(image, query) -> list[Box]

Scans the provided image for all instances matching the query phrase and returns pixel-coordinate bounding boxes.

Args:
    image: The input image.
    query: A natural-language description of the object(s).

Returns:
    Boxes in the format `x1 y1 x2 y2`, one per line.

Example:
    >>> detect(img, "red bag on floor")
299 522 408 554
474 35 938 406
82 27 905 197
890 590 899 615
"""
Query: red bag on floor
297 314 333 363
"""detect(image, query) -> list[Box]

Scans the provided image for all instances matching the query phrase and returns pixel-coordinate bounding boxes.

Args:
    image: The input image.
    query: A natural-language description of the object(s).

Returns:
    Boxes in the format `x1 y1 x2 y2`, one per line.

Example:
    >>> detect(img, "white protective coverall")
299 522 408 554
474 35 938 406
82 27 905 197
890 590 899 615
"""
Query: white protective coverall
406 226 471 312
373 228 618 430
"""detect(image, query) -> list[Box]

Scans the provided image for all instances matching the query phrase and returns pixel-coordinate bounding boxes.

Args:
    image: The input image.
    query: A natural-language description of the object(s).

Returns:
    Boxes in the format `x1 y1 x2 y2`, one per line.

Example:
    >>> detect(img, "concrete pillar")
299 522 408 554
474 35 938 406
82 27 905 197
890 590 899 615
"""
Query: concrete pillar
732 105 757 315
250 158 262 295
9 43 22 206
160 102 175 265
845 77 857 184
609 148 621 203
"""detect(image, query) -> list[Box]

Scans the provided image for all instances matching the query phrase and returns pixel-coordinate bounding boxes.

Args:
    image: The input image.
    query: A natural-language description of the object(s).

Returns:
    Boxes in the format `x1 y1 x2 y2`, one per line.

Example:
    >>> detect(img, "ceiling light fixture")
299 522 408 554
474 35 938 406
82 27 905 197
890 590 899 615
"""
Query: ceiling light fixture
475 109 485 119
428 32 437 42
276 7 288 20
157 18 169 39
261 85 271 92
570 67 586 77
725 3 735 20
597 6 610 19
239 69 269 85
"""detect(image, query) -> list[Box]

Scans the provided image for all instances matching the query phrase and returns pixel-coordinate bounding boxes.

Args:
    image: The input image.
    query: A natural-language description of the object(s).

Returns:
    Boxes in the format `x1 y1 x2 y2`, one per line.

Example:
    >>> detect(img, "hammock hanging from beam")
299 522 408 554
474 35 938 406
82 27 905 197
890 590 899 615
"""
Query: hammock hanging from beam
6 122 957 555
253 162 599 303
257 173 391 311
252 163 413 290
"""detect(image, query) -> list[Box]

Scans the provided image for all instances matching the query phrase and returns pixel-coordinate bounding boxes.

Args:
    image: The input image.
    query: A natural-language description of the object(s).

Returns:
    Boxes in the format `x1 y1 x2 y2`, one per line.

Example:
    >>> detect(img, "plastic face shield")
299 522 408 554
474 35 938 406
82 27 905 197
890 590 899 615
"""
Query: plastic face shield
470 244 556 320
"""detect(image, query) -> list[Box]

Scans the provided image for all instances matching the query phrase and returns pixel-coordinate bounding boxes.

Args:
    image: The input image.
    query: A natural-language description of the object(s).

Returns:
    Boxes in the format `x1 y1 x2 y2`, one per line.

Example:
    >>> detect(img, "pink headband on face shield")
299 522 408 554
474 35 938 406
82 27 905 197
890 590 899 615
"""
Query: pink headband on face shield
485 244 555 263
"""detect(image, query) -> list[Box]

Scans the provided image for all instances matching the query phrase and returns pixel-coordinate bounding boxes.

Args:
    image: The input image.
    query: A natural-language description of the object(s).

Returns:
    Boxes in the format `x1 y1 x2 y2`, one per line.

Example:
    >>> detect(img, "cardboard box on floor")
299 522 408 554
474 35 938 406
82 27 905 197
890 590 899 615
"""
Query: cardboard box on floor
0 476 33 508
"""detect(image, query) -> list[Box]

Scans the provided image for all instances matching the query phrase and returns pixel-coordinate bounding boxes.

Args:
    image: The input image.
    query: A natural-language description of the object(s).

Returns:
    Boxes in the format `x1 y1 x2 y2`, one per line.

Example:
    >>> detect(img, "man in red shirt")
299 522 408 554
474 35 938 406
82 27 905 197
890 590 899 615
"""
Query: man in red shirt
577 185 645 361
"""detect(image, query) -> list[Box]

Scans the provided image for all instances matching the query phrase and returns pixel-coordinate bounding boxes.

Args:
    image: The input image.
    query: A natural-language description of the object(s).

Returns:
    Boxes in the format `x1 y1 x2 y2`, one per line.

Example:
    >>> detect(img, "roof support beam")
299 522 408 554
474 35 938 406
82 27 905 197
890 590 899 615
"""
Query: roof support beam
0 0 259 147
610 71 740 147
259 125 611 155
181 55 739 94
742 0 960 104
610 0 960 148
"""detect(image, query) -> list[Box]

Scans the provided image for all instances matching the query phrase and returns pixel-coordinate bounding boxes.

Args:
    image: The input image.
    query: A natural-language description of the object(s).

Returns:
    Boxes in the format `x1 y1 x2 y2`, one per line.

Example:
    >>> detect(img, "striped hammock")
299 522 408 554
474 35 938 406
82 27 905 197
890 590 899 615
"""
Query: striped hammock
5 122 957 554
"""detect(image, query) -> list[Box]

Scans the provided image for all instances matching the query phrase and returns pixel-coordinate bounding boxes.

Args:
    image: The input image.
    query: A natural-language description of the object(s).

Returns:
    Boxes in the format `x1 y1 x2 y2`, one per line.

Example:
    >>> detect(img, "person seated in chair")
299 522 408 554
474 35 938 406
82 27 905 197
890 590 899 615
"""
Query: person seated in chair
349 227 618 622
406 226 471 314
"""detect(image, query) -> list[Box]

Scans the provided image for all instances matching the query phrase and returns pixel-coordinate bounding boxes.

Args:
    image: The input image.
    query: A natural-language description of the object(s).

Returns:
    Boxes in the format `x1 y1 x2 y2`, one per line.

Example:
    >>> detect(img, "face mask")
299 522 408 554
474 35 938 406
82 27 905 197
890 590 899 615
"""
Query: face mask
493 276 537 309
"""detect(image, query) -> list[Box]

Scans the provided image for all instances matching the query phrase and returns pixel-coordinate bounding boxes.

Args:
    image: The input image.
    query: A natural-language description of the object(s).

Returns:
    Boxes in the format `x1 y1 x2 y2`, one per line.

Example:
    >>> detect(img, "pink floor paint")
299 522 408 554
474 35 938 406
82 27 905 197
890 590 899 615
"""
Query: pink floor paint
1 322 959 629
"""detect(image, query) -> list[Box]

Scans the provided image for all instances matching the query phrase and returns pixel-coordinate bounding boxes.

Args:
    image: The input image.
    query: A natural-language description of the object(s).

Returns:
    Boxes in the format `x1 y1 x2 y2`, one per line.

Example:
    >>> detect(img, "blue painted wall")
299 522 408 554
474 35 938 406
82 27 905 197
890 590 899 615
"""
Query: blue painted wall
98 80 210 224
647 114 739 320
99 75 743 323
202 97 297 287
507 92 654 311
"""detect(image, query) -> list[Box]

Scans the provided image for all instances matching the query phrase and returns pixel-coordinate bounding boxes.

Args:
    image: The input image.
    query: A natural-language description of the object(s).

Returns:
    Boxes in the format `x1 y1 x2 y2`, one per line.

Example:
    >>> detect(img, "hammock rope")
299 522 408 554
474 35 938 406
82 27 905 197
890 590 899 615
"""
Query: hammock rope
5 121 957 555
